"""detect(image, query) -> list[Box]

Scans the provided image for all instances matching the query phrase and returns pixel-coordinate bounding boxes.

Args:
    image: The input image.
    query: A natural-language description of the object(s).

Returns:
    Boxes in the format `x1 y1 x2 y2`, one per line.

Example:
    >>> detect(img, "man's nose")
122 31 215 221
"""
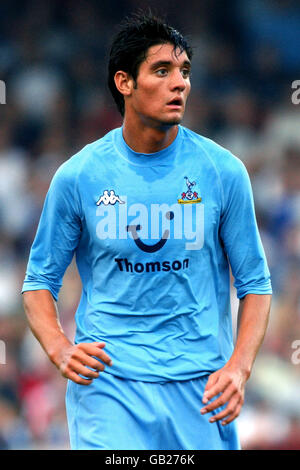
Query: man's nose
170 69 187 91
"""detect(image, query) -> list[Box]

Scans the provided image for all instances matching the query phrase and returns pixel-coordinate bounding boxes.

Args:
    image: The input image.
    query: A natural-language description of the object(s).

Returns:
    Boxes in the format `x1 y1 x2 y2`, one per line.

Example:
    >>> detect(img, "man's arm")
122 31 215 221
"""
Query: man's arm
200 293 271 425
23 289 113 385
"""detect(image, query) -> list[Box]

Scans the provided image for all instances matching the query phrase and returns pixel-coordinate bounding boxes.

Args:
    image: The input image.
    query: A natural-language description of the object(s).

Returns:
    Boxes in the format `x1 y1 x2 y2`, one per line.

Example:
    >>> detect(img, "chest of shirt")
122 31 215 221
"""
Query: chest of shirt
76 159 222 259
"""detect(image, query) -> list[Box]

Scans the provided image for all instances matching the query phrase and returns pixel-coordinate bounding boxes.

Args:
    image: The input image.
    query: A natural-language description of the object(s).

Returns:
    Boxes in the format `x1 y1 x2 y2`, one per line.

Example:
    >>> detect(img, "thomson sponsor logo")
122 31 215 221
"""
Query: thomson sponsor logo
115 257 190 273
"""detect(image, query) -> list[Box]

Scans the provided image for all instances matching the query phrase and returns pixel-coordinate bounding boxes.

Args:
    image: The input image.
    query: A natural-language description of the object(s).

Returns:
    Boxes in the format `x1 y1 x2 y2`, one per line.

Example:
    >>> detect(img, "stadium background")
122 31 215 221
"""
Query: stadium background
0 0 300 450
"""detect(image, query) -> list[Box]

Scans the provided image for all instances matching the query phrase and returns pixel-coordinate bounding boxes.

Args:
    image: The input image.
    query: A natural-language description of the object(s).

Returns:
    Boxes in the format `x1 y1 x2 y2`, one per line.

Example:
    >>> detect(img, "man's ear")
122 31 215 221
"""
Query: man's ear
114 71 135 97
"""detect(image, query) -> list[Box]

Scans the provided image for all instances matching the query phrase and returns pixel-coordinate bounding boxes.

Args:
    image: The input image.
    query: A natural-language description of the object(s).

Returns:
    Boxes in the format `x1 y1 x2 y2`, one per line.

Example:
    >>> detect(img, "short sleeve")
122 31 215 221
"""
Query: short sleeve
22 163 82 300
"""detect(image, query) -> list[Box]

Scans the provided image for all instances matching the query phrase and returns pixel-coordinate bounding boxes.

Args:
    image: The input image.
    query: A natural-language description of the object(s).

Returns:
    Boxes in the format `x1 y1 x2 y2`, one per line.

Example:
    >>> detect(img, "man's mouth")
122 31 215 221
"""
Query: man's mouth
167 98 183 108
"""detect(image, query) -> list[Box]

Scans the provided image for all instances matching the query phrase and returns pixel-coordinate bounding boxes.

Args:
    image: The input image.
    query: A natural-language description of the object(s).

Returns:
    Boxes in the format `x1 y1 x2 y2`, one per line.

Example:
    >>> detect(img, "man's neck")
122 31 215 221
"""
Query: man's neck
122 119 179 154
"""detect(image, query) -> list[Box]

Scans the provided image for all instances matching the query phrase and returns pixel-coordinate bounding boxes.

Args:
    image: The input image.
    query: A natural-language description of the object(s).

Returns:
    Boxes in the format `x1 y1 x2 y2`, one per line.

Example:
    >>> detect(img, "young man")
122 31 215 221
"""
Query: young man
22 12 272 450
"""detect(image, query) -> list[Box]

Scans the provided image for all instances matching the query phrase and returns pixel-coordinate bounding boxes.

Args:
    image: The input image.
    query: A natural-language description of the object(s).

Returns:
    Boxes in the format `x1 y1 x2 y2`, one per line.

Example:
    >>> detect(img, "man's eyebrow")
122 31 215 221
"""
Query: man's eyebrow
150 59 191 70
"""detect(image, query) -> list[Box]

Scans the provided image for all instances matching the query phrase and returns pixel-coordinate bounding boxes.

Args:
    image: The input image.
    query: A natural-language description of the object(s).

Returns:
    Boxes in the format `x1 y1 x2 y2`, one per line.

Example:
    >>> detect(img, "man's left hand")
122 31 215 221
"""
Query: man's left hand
200 365 249 425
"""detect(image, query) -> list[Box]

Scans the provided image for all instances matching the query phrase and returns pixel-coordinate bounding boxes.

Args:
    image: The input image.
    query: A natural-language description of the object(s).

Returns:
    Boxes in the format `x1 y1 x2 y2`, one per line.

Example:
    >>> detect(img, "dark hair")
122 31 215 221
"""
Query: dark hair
107 10 193 116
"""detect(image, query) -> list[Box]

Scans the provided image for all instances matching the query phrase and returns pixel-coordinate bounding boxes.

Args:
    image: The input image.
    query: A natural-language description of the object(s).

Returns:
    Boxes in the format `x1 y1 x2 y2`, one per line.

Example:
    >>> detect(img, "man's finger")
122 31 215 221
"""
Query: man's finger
208 393 241 423
78 342 113 366
221 401 243 425
96 343 113 366
202 374 220 404
65 369 93 386
75 350 106 372
202 375 231 404
201 383 236 414
203 372 219 392
69 361 100 379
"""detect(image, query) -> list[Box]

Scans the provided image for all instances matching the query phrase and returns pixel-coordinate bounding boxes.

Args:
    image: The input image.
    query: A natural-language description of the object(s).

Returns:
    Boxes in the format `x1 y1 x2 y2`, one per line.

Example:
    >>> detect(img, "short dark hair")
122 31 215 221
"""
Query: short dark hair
107 10 193 116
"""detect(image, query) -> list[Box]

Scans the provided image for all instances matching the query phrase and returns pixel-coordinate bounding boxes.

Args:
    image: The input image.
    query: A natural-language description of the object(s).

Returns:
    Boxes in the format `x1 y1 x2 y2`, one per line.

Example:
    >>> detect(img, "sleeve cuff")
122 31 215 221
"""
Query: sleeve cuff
21 282 59 301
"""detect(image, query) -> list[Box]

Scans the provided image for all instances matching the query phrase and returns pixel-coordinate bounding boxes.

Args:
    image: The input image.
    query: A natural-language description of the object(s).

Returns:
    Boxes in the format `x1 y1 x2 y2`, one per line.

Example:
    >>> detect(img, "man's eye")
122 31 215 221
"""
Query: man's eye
182 69 191 78
156 69 168 76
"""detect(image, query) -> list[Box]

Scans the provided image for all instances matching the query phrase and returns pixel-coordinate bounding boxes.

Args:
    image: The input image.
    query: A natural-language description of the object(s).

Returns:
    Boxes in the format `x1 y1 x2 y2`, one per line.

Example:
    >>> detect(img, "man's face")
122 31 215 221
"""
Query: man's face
126 43 191 127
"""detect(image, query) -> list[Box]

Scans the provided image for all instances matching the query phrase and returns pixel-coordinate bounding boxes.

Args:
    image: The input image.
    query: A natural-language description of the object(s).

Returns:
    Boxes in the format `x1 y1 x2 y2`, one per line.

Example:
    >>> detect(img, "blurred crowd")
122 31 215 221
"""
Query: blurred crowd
0 0 300 450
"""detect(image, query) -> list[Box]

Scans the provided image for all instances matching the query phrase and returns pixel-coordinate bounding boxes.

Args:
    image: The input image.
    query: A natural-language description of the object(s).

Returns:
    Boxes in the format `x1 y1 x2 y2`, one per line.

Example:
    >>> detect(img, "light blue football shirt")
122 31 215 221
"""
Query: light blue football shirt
22 125 272 382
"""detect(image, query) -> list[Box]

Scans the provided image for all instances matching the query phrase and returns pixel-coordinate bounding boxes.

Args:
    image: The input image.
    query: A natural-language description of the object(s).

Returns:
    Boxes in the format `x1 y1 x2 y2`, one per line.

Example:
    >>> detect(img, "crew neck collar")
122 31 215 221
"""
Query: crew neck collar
113 125 182 167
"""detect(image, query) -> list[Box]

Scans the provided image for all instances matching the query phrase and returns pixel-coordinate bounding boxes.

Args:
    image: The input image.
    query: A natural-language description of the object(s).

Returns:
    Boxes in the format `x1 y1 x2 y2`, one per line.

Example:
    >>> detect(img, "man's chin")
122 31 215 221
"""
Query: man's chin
160 116 183 127
145 113 183 129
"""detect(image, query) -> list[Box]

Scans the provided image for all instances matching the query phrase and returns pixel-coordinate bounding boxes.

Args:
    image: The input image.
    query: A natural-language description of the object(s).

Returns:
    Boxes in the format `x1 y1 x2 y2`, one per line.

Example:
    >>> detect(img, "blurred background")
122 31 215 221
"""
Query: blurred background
0 0 300 450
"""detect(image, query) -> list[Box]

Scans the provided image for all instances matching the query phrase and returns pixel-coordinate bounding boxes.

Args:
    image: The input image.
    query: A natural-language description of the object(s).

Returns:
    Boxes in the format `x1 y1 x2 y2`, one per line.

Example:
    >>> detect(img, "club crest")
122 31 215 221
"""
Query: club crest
177 176 202 204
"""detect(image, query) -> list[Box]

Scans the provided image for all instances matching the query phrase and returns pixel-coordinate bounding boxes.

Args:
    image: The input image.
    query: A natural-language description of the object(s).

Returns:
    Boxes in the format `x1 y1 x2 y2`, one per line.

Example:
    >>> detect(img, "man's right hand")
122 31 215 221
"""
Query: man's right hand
54 341 113 385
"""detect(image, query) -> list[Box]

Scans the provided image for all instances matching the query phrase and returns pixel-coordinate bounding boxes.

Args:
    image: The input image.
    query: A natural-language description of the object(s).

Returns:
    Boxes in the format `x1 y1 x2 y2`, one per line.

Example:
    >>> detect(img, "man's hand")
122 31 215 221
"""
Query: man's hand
54 341 113 385
200 365 249 426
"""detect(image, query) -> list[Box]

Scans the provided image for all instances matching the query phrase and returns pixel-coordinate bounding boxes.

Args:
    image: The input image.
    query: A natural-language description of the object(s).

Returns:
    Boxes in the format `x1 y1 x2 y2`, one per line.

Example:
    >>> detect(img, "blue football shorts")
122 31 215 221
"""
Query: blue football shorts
65 371 241 450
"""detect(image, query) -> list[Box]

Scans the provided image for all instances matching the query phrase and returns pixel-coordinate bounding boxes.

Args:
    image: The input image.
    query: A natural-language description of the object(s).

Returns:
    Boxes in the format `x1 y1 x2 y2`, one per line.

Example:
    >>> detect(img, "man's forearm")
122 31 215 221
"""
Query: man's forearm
228 293 272 377
23 289 113 384
22 289 73 366
201 292 271 424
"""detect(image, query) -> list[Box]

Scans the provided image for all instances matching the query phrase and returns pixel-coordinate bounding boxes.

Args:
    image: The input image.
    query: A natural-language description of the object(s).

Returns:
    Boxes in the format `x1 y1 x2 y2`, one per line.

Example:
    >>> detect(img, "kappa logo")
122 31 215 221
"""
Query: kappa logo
96 189 125 206
178 176 202 204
